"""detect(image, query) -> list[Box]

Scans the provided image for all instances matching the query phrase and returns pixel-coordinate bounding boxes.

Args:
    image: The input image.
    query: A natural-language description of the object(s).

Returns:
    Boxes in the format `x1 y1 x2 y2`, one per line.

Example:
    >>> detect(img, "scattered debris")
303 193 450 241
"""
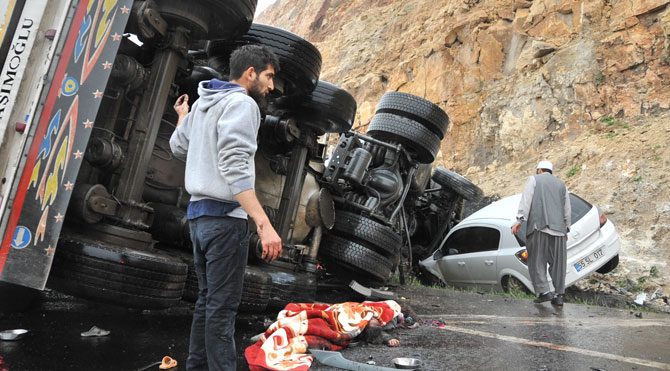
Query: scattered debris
634 293 646 305
159 356 177 370
309 349 397 370
350 280 397 301
0 329 29 341
80 326 110 337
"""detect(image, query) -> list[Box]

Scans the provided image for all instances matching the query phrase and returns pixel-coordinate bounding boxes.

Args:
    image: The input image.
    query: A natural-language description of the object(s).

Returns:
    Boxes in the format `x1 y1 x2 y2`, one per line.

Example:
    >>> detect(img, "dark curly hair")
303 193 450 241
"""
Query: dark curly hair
229 44 280 80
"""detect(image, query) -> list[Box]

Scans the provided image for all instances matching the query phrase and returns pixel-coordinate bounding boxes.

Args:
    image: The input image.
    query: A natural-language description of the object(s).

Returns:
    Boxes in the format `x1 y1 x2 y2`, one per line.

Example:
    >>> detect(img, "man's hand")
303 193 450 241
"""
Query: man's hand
173 94 189 125
511 222 521 235
257 221 282 262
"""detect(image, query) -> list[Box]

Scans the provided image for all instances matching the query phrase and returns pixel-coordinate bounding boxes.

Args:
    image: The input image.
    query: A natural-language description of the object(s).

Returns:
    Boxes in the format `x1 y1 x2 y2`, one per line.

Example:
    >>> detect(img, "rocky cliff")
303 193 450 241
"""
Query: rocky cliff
258 0 670 305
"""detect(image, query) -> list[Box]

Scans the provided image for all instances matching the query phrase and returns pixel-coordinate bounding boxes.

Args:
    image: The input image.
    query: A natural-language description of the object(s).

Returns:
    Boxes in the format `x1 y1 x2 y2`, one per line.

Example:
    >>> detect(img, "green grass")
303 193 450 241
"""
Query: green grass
565 164 581 178
650 265 660 278
601 115 629 129
632 175 643 182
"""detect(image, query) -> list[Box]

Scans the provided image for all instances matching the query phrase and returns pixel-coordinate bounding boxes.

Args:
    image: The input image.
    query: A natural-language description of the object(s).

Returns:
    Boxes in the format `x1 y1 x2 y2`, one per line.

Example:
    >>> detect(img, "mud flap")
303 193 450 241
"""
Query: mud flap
0 0 134 289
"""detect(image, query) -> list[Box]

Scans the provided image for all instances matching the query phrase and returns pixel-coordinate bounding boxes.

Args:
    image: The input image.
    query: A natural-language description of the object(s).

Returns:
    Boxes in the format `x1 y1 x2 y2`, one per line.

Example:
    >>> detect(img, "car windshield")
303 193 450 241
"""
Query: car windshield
515 193 593 246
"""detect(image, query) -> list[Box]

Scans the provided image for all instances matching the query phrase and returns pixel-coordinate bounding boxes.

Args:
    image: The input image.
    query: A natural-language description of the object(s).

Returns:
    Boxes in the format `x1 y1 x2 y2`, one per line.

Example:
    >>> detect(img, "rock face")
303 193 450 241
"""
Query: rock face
258 0 670 289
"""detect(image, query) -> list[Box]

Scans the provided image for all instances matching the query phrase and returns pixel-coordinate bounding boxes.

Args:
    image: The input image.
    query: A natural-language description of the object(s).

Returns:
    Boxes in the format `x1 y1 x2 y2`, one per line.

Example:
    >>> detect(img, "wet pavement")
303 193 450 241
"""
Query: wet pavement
1 286 669 371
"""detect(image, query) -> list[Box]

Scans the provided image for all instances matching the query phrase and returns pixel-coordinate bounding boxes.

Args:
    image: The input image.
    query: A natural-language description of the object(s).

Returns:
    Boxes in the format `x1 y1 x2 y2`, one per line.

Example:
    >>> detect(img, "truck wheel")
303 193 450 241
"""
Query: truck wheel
266 267 318 308
330 210 401 258
154 0 255 40
432 167 483 201
162 248 272 313
239 266 273 313
275 81 356 133
208 24 321 96
48 233 188 309
367 112 441 163
375 92 449 139
319 235 393 283
596 254 619 274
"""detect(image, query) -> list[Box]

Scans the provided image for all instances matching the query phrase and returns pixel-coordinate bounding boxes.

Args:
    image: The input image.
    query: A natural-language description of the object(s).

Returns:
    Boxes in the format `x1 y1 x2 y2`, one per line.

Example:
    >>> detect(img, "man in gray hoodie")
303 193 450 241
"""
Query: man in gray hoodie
170 45 281 371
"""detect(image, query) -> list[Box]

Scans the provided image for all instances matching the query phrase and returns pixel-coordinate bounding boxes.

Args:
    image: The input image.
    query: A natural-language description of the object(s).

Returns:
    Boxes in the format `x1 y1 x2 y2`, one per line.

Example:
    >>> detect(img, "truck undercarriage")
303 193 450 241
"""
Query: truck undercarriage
0 0 482 312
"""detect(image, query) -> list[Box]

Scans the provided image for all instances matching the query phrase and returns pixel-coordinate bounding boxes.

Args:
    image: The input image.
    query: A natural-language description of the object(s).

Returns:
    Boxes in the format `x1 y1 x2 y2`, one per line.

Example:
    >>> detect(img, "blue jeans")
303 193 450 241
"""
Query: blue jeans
186 216 249 371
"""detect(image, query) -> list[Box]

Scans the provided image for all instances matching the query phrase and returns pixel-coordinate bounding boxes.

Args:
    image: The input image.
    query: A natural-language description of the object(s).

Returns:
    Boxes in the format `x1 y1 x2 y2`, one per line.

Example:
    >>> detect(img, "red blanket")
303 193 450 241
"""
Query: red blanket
245 300 401 371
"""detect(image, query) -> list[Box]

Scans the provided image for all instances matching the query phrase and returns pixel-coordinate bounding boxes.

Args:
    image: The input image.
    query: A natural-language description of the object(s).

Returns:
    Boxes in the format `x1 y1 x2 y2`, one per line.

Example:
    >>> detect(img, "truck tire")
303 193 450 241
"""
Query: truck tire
266 267 318 308
208 24 321 96
330 210 401 258
275 81 356 133
367 112 441 163
375 92 449 139
48 234 188 309
162 248 272 313
319 234 393 282
154 0 255 40
432 167 483 201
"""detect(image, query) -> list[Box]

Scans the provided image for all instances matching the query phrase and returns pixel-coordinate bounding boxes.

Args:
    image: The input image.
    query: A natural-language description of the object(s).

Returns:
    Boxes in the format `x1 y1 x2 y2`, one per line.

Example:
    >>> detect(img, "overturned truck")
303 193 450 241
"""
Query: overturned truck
0 0 482 312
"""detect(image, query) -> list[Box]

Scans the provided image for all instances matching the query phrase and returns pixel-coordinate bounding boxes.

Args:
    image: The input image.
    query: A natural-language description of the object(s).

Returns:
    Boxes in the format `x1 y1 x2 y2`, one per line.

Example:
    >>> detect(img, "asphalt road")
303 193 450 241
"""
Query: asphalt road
1 286 669 371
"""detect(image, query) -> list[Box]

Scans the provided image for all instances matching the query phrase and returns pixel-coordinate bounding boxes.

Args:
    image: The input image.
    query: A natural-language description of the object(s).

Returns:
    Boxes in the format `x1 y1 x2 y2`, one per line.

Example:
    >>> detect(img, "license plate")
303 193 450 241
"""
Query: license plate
574 248 604 272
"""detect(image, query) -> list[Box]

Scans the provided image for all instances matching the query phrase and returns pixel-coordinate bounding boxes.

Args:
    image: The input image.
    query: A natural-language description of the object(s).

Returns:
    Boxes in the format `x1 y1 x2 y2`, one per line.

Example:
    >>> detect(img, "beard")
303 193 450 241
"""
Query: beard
248 79 268 111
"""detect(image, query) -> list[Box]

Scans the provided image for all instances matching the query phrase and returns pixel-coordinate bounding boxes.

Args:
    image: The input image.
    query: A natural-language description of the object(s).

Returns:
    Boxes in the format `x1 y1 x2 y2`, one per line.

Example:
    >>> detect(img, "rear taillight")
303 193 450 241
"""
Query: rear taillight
599 212 608 228
515 249 528 265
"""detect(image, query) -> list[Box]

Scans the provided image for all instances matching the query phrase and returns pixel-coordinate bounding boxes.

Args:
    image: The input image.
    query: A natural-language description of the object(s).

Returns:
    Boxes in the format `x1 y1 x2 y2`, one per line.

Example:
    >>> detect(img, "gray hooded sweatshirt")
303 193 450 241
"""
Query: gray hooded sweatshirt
169 80 260 219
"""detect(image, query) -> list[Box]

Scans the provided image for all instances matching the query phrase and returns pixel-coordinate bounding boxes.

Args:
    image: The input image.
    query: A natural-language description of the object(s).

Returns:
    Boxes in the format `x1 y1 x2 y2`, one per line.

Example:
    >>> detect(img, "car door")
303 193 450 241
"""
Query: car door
435 225 501 288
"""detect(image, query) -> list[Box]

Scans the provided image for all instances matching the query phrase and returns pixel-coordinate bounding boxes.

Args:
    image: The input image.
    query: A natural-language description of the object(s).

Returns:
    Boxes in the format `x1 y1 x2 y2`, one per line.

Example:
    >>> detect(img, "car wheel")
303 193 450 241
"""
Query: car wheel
48 233 188 309
0 282 41 313
432 167 483 201
319 234 394 283
502 275 531 294
329 210 401 258
375 92 449 139
367 112 442 163
273 81 356 133
596 254 619 274
153 0 255 40
207 24 321 96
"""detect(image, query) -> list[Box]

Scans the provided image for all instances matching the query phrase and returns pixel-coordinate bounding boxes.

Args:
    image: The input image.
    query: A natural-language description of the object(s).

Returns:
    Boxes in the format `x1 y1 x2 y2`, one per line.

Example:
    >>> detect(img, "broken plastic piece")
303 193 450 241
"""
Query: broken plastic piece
80 326 110 337
349 280 396 301
634 293 646 305
0 329 29 341
159 356 177 370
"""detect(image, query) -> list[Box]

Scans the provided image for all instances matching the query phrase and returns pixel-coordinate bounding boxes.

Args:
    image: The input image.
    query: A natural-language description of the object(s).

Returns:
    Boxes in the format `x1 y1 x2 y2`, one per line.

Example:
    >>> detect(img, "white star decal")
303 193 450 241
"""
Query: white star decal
93 89 103 99
45 245 56 256
111 32 122 41
64 181 74 191
120 5 130 14
102 61 112 70
73 150 83 159
83 119 94 128
54 213 64 223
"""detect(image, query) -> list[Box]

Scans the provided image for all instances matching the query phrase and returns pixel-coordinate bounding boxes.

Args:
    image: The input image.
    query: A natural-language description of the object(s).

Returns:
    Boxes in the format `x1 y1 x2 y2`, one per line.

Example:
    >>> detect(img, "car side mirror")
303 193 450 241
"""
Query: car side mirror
448 248 459 256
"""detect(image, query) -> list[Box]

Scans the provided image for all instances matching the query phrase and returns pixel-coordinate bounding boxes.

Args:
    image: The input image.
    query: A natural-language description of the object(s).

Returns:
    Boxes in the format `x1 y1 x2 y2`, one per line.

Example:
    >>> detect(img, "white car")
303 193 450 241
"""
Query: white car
420 193 621 293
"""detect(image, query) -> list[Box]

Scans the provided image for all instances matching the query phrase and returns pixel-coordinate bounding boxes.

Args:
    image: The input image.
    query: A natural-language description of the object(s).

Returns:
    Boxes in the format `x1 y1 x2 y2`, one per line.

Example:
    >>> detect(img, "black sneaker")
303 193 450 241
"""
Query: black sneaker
551 294 564 306
533 292 554 303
